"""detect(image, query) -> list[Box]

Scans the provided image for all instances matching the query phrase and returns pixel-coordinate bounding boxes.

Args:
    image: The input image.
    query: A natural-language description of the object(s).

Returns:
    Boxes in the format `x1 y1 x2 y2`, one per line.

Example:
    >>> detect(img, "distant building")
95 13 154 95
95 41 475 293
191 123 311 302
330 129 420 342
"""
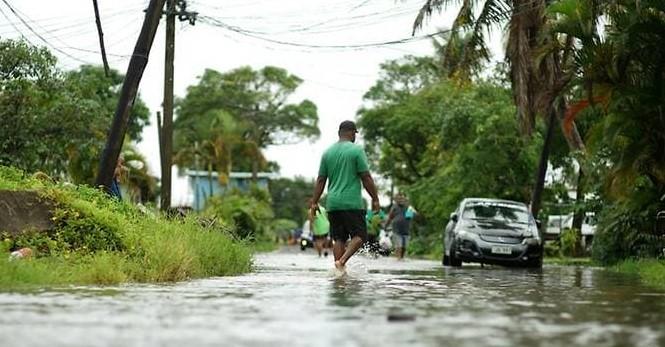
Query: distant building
186 170 277 211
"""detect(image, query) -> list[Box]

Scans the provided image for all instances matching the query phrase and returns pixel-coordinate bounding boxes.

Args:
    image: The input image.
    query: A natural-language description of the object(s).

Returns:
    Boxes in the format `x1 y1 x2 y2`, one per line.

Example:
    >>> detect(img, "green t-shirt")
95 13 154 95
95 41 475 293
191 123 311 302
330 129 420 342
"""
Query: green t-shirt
318 141 370 211
312 206 330 236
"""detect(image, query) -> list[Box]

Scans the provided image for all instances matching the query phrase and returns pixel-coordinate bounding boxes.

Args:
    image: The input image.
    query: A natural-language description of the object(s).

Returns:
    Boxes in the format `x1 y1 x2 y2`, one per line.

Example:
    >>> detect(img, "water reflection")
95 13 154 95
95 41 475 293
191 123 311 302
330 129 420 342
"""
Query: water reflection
0 249 664 347
329 277 365 308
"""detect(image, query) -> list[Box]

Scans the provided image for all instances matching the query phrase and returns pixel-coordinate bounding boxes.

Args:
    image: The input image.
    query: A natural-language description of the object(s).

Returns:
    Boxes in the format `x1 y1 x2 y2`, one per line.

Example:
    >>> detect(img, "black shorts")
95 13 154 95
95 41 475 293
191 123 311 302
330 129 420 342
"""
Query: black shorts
328 210 367 242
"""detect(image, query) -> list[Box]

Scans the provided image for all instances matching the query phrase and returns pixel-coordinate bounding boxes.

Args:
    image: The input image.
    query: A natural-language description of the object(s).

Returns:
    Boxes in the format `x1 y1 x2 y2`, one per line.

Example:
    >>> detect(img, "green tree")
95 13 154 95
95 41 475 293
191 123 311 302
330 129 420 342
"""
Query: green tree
543 0 665 262
0 39 64 174
175 66 320 177
0 39 151 184
65 65 150 141
269 177 314 226
174 110 244 190
413 0 587 220
359 56 540 253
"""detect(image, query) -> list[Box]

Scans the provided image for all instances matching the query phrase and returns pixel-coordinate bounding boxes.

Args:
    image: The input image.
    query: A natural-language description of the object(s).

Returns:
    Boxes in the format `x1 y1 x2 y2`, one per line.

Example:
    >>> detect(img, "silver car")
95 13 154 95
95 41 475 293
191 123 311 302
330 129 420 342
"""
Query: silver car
443 198 543 268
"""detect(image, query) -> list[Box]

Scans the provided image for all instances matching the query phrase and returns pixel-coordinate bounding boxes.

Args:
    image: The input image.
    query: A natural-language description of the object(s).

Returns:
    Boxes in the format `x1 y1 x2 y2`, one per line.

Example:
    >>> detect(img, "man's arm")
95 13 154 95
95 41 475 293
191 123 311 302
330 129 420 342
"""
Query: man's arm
310 175 327 214
384 207 396 229
360 172 380 212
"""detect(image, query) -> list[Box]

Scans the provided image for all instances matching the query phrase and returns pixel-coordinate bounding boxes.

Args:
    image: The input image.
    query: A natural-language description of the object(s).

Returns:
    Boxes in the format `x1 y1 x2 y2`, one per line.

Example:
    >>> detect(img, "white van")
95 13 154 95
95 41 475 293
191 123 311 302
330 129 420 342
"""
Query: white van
545 213 597 247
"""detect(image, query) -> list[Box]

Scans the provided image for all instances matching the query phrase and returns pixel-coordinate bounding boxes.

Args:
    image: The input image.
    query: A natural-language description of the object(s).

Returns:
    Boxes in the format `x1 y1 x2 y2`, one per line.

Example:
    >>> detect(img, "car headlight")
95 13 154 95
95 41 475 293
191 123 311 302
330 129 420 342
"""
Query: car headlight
522 237 540 245
522 224 541 245
456 230 477 239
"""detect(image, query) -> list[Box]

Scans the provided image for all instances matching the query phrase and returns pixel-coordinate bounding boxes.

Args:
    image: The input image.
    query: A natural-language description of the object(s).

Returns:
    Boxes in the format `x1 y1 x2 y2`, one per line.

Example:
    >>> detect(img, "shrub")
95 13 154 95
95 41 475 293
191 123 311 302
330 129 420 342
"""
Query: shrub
204 189 274 240
0 166 252 288
559 228 582 257
592 194 665 265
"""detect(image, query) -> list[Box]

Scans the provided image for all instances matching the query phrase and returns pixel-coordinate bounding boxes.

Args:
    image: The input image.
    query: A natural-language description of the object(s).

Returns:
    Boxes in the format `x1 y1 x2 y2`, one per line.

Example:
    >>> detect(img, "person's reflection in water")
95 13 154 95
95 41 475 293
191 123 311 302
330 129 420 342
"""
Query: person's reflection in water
328 277 365 308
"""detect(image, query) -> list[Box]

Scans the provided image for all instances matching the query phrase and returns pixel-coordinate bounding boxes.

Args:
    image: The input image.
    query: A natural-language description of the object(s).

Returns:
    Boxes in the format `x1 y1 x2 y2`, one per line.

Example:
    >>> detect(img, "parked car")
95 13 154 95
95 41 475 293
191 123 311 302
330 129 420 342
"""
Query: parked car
443 198 543 268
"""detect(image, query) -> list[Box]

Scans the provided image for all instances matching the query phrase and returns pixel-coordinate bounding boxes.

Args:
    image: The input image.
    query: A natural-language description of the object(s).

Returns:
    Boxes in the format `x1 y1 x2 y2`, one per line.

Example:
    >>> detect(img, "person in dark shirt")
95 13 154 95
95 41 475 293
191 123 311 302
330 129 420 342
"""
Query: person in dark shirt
385 193 416 260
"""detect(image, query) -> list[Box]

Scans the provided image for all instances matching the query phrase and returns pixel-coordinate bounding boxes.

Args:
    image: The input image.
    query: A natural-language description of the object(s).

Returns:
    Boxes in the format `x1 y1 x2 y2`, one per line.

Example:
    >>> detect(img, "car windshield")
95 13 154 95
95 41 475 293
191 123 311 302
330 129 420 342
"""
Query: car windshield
462 202 530 224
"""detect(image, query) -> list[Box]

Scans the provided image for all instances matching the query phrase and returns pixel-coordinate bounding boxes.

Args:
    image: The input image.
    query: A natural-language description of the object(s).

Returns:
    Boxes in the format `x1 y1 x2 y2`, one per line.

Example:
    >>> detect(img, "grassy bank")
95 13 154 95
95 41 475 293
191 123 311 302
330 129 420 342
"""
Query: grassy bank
0 167 252 289
544 257 593 266
614 259 665 289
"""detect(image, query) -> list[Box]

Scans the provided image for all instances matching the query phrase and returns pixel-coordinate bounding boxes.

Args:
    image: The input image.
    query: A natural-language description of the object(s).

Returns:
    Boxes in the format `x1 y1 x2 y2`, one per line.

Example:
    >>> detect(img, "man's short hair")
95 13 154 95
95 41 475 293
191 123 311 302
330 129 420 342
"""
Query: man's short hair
338 120 358 134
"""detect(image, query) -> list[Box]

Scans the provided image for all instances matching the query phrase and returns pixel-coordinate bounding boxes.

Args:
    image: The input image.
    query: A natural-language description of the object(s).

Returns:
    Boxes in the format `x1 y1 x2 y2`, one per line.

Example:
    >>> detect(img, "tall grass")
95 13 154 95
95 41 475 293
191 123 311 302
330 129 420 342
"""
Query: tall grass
615 259 665 289
0 166 251 289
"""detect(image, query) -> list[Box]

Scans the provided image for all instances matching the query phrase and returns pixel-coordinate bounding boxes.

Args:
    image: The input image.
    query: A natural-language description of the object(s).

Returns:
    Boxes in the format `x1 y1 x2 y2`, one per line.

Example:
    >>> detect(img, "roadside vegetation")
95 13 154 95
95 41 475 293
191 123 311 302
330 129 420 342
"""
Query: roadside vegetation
0 166 251 289
357 0 665 280
0 37 324 289
615 259 665 289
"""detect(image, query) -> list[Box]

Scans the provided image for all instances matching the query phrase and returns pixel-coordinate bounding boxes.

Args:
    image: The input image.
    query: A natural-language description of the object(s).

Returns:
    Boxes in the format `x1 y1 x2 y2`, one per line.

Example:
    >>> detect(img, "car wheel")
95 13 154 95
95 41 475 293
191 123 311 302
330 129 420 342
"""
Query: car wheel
449 240 462 267
527 257 543 268
442 253 450 266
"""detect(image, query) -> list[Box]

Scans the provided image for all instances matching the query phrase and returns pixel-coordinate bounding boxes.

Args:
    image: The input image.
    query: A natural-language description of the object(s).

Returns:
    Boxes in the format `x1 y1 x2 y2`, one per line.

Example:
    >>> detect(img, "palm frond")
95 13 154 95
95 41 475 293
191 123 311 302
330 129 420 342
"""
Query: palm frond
457 0 510 78
413 0 465 35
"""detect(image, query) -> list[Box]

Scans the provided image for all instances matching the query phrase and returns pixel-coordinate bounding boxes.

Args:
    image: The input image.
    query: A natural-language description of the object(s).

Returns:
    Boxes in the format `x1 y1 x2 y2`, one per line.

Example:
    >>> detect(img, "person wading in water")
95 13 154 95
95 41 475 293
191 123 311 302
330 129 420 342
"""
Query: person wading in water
310 120 380 274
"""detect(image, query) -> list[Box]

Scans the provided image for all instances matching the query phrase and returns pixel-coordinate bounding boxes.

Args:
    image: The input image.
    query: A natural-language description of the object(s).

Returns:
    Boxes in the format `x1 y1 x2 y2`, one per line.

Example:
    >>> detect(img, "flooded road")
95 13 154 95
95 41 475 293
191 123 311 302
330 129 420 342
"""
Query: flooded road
1 247 664 347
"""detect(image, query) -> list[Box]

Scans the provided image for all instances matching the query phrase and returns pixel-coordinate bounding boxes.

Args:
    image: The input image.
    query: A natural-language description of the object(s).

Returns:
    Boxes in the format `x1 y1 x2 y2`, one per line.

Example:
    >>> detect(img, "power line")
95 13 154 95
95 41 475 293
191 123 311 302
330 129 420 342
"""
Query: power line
0 0 91 65
196 2 422 36
0 6 141 30
349 0 373 13
198 0 551 53
199 16 450 50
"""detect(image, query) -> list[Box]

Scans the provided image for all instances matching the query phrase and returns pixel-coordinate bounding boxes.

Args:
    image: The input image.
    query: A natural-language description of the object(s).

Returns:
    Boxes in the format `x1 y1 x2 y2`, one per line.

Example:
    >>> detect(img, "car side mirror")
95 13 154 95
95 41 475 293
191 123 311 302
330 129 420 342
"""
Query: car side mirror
450 212 458 222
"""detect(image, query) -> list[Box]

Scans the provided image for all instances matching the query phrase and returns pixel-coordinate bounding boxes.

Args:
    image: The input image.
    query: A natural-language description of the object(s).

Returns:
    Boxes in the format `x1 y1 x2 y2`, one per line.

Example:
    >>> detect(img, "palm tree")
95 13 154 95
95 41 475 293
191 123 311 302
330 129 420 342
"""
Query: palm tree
555 0 665 198
412 0 586 217
174 110 246 199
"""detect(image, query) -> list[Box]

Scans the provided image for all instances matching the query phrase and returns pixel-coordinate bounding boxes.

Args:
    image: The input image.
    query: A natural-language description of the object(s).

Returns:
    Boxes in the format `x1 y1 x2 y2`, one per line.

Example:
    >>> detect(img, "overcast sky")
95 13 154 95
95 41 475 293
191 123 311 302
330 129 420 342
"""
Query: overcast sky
1 0 502 206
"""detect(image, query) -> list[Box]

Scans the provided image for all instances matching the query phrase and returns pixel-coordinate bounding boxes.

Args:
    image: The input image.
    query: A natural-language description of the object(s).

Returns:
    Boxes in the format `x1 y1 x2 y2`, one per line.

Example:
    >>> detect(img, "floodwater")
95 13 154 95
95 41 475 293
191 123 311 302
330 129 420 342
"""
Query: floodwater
1 247 664 347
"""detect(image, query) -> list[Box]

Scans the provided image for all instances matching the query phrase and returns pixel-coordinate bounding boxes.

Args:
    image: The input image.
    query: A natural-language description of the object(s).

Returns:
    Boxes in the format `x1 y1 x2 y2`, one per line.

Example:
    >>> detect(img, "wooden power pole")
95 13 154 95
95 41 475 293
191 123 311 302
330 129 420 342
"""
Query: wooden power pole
158 0 197 211
160 0 176 211
95 0 167 192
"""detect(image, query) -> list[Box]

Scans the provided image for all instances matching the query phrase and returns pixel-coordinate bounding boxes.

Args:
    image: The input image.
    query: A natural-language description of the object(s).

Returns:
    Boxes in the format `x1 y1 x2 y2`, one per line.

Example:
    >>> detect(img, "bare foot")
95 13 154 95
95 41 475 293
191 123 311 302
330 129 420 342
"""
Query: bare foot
334 260 346 276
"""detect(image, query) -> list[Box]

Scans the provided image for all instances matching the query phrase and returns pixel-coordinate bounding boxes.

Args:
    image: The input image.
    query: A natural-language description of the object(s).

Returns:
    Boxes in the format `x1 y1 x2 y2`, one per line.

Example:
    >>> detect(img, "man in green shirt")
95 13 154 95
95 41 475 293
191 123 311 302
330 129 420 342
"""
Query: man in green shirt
311 120 380 273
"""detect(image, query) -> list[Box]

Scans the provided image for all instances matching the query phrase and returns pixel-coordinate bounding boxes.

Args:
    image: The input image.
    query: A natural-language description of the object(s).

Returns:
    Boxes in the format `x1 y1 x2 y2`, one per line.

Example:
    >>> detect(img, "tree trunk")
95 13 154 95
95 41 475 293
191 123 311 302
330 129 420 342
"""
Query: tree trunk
571 166 585 255
207 163 214 198
530 106 557 220
572 167 585 230
252 160 259 182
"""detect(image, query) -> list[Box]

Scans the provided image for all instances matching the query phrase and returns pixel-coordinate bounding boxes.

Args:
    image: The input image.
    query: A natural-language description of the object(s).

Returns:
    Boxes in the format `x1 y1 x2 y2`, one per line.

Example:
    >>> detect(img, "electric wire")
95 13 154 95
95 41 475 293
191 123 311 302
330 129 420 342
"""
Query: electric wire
0 0 92 64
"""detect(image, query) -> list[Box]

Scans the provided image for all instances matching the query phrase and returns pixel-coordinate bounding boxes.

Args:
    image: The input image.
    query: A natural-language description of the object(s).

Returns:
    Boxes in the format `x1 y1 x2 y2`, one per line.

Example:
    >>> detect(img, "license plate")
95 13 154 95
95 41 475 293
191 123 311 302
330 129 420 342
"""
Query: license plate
491 246 512 255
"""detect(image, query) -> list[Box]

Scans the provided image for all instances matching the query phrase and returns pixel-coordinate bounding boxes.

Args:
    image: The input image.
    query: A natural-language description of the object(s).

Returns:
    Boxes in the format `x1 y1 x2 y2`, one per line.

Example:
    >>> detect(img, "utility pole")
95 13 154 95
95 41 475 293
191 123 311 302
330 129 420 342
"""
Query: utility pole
158 0 197 211
96 0 167 192
160 0 175 211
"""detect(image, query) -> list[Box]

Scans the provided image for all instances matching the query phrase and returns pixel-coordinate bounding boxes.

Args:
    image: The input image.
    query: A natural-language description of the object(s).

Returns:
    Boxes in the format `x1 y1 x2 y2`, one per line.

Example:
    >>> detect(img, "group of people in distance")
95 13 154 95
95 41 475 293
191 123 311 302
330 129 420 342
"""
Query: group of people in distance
309 120 416 273
308 192 415 260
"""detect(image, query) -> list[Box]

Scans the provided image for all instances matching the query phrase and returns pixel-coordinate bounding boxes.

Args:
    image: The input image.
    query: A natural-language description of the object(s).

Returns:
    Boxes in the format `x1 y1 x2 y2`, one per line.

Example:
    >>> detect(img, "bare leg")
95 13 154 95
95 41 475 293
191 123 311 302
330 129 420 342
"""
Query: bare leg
338 236 364 267
333 240 345 261
314 238 323 257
